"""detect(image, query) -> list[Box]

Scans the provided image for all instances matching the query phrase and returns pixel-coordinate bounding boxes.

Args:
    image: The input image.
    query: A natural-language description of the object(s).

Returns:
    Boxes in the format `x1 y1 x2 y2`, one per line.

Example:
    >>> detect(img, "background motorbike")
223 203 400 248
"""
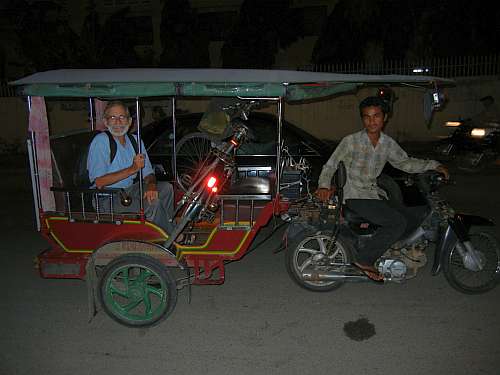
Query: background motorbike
285 163 500 294
435 119 500 172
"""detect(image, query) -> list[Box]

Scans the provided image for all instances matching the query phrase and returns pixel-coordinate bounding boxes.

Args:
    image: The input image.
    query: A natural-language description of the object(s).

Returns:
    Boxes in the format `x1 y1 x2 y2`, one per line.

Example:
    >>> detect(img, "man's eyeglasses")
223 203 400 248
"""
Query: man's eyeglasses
105 115 130 122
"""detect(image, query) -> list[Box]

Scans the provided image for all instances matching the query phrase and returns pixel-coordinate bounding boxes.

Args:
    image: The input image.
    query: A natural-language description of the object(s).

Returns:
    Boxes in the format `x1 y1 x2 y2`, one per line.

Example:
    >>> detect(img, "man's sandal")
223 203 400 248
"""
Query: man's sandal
353 262 384 283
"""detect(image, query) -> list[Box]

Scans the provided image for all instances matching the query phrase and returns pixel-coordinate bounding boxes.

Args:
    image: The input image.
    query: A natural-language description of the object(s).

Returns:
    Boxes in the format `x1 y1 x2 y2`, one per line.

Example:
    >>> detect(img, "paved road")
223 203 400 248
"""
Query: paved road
1 161 499 375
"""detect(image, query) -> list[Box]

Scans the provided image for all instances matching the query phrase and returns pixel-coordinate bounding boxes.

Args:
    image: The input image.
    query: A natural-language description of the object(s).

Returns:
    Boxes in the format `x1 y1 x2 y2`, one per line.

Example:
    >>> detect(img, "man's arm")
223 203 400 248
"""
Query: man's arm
387 140 449 178
94 154 144 189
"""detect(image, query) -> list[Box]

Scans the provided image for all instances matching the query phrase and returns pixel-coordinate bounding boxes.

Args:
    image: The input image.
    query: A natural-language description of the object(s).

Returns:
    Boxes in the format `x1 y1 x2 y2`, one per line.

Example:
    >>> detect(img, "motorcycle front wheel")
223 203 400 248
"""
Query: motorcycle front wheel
286 230 352 292
443 231 500 294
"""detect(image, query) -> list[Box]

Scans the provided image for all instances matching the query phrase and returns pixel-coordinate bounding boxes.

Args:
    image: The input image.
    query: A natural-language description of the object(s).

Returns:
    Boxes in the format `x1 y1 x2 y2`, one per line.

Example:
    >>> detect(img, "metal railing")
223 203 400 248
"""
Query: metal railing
298 54 500 78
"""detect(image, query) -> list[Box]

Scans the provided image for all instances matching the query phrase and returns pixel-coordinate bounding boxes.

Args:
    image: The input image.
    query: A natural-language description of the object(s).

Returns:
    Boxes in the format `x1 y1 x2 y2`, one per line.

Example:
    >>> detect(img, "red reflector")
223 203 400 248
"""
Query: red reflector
207 176 217 188
230 139 238 146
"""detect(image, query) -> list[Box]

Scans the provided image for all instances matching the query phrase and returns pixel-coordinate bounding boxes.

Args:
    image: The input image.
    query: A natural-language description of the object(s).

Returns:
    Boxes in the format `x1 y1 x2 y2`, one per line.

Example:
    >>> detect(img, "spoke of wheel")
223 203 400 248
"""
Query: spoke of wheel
121 298 142 313
317 238 328 254
145 284 164 298
120 268 130 288
135 269 153 283
198 139 210 155
298 246 321 255
109 283 129 299
191 139 205 159
298 257 313 273
143 294 152 316
330 247 341 259
194 140 205 157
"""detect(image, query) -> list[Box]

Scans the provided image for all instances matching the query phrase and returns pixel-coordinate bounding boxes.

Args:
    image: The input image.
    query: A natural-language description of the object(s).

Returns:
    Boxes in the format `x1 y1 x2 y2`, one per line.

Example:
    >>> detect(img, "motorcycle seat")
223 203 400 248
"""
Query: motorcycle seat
343 204 431 226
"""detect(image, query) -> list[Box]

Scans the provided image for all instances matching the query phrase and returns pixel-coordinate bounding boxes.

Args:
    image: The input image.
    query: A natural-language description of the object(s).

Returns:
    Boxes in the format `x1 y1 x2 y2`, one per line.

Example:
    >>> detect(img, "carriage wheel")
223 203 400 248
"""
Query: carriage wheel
98 254 177 327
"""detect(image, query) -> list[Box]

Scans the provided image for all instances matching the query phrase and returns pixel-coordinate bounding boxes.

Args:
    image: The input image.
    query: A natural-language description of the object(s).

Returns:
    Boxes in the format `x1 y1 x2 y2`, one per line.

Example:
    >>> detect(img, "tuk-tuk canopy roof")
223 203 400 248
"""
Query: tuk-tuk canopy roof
10 68 453 101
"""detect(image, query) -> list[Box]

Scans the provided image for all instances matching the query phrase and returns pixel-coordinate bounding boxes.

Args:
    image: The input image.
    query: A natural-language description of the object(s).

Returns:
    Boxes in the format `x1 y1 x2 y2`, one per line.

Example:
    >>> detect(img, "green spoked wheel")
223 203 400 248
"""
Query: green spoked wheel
98 254 177 327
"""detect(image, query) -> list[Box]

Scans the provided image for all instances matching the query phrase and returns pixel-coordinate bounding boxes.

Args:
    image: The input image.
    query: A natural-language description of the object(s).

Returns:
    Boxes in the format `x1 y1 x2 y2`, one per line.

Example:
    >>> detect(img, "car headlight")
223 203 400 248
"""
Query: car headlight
471 128 486 137
445 121 462 127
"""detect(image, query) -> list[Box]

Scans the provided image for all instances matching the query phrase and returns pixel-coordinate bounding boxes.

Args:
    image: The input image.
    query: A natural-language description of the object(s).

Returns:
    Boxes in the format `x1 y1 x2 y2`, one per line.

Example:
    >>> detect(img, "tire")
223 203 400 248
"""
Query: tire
443 231 500 294
173 132 218 192
285 229 352 292
98 254 178 327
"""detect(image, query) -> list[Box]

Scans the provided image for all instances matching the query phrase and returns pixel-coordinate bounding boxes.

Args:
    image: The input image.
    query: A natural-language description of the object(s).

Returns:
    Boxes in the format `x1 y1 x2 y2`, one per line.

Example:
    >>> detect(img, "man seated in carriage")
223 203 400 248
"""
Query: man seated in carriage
87 100 175 235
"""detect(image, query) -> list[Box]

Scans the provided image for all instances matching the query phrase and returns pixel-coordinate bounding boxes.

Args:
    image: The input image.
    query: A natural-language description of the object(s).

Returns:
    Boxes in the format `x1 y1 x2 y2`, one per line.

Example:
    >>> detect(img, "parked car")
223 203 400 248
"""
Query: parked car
142 111 334 191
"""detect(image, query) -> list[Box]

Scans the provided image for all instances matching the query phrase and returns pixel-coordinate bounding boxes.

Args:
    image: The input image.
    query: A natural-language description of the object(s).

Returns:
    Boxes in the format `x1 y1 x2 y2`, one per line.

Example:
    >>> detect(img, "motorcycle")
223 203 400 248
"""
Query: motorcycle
435 118 500 172
285 162 500 294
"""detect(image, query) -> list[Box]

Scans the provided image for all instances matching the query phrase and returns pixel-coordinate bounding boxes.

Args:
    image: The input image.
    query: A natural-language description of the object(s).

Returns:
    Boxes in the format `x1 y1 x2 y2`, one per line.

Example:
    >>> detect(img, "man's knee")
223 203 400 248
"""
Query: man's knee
157 181 173 198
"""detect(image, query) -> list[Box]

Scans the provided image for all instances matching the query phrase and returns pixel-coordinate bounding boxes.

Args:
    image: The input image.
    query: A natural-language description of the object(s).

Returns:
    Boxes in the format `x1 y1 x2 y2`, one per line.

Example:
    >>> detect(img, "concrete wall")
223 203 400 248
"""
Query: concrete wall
1 76 498 152
284 76 500 143
175 76 500 143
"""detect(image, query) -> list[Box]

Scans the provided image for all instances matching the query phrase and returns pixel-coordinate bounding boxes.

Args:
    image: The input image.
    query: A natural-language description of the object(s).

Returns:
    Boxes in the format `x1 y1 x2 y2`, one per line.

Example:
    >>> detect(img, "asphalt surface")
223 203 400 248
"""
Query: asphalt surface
1 157 500 375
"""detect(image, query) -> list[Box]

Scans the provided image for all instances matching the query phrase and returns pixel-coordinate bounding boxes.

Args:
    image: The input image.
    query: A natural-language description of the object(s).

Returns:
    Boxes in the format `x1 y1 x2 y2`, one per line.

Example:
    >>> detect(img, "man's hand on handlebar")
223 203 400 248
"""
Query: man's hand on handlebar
435 164 450 180
315 187 334 202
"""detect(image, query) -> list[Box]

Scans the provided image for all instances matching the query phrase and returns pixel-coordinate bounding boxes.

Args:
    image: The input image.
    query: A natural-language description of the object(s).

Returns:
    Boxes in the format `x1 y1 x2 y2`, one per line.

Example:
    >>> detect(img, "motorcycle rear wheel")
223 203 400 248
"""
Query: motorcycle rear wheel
286 230 352 292
443 231 500 294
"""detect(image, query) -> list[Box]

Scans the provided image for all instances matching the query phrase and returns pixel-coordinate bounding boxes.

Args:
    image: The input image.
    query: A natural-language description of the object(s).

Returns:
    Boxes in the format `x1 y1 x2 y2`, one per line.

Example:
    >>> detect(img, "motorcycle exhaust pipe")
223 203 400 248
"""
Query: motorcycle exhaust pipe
302 270 370 282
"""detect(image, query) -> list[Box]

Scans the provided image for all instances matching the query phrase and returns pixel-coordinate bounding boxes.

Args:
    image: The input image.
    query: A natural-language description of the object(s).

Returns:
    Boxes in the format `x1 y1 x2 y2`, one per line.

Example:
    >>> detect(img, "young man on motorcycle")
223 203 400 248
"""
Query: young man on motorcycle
316 96 449 281
87 101 175 235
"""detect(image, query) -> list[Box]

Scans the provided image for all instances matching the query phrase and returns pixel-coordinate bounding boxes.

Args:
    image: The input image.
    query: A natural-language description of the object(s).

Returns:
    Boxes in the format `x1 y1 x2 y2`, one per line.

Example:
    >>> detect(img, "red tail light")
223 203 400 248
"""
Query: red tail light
207 176 217 189
206 176 219 192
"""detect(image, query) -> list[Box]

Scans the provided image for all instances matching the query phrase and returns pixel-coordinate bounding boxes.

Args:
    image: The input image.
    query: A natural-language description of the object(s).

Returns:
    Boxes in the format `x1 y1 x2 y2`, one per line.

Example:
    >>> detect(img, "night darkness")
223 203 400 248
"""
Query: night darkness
1 0 499 79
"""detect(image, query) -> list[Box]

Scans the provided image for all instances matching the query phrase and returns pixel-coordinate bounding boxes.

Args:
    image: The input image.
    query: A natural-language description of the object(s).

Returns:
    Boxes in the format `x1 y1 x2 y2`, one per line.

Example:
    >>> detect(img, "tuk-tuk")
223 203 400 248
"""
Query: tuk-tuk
11 68 451 327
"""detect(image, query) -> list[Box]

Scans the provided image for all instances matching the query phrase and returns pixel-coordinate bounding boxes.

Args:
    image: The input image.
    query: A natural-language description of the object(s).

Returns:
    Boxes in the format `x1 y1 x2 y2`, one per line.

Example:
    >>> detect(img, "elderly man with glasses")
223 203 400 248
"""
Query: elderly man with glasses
87 100 175 235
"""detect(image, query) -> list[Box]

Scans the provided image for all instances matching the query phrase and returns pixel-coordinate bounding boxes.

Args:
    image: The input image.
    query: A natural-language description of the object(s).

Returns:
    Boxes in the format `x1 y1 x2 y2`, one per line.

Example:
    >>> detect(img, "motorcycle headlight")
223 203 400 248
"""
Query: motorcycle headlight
471 128 486 137
445 121 462 127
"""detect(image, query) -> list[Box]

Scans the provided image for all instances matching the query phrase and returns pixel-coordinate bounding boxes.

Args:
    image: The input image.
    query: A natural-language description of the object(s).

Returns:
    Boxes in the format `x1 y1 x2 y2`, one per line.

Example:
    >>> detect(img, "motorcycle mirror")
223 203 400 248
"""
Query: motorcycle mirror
423 87 446 124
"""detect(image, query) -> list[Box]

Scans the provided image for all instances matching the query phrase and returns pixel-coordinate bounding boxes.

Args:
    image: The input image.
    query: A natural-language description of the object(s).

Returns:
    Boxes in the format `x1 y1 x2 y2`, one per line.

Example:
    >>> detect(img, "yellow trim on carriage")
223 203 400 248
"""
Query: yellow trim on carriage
44 216 168 253
176 222 253 259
